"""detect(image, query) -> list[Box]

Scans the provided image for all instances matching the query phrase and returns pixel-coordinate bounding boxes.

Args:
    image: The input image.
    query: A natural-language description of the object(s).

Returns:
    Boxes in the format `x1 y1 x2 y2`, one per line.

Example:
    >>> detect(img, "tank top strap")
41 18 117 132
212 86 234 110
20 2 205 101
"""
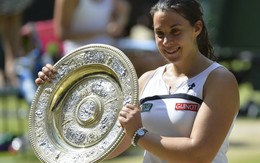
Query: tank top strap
202 62 222 75
139 65 167 98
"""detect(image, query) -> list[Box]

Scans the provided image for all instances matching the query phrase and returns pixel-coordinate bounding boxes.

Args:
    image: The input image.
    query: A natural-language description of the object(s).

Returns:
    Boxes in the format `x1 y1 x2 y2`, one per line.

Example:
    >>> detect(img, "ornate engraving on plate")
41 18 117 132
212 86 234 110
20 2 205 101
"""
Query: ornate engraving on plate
76 95 101 126
28 44 138 163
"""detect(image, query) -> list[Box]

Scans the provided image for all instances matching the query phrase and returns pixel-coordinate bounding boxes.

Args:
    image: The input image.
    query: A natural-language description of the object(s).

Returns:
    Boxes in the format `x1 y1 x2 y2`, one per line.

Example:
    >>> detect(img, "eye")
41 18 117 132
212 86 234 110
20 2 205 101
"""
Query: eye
171 28 181 36
155 31 164 39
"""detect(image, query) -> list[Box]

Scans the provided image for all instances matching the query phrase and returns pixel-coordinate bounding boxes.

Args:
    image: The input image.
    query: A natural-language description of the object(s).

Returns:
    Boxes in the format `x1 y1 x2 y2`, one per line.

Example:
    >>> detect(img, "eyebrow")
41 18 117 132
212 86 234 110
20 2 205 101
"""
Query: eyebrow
170 23 182 28
154 23 182 30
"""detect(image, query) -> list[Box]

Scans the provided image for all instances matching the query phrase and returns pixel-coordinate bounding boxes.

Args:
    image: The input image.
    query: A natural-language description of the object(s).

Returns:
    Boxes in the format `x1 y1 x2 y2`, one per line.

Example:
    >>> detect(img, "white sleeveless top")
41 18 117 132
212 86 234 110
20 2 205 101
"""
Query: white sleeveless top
64 0 115 54
140 62 232 163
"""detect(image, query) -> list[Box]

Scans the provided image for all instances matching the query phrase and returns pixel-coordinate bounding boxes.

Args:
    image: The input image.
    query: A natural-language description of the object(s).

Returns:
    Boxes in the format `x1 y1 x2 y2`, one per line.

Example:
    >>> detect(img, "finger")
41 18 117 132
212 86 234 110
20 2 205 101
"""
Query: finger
41 66 50 74
38 71 44 79
41 66 56 79
125 103 135 110
121 104 135 114
119 110 128 119
124 104 141 114
38 71 51 82
35 78 44 86
45 64 57 73
118 116 127 128
38 71 47 80
126 103 142 112
41 66 54 78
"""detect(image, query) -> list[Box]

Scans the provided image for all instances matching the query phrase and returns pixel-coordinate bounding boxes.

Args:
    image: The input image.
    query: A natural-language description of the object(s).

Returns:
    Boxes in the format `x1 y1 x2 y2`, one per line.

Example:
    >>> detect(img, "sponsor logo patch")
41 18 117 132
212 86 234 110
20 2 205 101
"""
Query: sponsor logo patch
141 103 153 112
175 103 199 112
188 83 196 90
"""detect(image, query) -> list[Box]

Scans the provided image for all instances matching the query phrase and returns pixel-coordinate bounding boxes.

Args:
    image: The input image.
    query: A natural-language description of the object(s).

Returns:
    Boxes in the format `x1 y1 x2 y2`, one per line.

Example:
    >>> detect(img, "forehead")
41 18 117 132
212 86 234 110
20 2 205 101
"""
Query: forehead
153 10 190 28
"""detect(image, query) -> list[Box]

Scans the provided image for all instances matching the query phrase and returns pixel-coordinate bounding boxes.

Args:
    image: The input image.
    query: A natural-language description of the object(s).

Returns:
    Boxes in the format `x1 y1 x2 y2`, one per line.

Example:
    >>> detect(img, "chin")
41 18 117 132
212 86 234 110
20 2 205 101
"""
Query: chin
164 54 182 64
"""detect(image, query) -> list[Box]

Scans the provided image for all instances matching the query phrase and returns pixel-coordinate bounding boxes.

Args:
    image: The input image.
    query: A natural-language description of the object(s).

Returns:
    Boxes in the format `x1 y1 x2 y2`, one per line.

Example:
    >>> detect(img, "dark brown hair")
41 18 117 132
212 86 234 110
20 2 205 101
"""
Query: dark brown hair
150 0 217 60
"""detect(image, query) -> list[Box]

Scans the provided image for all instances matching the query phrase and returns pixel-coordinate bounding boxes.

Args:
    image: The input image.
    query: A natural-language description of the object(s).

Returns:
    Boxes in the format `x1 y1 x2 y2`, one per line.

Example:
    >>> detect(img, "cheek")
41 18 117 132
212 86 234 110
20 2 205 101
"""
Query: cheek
155 37 162 46
154 39 164 54
155 38 164 52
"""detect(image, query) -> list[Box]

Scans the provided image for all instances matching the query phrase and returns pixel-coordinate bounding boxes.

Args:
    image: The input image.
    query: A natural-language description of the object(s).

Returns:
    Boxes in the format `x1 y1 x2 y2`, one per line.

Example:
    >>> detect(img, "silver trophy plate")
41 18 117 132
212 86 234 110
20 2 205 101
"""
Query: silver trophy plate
28 44 138 163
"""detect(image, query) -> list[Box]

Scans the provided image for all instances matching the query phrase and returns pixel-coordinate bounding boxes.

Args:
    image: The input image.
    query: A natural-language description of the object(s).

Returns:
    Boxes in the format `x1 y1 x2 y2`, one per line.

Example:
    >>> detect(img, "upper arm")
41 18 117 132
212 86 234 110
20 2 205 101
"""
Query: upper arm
113 0 130 15
112 0 130 25
190 67 239 160
53 0 78 40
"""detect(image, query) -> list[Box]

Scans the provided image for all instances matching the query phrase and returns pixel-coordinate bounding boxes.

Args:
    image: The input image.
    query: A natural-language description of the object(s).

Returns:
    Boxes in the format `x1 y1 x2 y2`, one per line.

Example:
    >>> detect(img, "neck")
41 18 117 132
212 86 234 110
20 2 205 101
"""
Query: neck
169 53 212 78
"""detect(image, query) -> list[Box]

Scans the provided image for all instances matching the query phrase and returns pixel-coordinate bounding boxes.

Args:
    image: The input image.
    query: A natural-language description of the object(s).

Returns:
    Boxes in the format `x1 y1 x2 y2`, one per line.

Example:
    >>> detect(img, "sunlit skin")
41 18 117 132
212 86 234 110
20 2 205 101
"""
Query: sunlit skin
35 9 240 163
153 10 210 77
154 10 197 63
111 10 239 162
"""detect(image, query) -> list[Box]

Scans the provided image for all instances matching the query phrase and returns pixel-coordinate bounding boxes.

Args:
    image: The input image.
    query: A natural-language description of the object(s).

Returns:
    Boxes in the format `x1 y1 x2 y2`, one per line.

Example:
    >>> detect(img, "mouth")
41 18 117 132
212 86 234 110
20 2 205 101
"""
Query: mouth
164 47 180 55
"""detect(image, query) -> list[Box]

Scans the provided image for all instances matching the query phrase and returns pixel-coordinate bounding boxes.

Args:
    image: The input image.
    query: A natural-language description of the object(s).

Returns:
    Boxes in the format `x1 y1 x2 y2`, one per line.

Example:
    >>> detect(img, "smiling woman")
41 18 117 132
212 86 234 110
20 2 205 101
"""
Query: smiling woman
34 0 240 163
114 1 239 162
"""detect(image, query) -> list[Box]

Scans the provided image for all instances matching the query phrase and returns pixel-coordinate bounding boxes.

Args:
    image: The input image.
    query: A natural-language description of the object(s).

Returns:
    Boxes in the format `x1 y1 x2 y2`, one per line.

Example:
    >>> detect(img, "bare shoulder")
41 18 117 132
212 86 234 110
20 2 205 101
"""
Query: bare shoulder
206 66 238 88
204 65 240 112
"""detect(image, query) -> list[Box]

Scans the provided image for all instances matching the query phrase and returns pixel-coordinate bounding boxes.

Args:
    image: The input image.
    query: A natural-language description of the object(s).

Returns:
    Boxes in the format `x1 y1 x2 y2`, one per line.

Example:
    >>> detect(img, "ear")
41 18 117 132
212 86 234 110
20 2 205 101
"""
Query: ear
194 20 203 37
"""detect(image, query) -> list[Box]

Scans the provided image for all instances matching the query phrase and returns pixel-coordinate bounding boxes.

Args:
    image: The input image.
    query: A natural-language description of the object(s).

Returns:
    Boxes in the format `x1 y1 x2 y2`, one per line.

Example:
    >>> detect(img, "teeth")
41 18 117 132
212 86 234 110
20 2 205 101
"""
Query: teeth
166 48 179 53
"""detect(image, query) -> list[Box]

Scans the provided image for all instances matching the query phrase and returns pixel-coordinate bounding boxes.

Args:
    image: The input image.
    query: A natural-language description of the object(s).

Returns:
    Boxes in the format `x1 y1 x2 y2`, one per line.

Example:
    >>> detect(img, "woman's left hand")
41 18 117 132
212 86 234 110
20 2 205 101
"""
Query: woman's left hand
118 103 143 138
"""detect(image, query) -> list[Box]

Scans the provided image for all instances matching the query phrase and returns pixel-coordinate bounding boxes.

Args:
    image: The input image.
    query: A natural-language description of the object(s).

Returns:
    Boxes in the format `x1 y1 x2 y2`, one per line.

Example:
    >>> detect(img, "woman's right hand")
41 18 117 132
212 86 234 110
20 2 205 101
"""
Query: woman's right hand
35 64 57 86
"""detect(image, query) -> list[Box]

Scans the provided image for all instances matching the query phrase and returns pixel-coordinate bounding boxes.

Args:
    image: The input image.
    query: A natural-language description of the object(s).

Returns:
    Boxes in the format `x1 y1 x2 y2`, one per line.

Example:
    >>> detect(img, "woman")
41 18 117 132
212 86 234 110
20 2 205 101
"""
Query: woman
36 0 239 162
0 0 32 86
53 0 130 55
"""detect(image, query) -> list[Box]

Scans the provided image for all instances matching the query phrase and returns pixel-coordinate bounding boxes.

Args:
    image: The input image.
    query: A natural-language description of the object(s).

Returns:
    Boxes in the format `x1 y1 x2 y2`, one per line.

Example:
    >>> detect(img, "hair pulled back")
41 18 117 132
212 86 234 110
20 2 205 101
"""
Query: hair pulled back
150 0 216 60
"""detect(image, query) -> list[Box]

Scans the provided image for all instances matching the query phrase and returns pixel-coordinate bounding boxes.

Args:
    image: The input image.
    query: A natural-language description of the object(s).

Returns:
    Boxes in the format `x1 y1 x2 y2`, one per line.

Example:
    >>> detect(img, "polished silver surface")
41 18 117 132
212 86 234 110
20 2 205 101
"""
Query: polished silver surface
28 44 138 163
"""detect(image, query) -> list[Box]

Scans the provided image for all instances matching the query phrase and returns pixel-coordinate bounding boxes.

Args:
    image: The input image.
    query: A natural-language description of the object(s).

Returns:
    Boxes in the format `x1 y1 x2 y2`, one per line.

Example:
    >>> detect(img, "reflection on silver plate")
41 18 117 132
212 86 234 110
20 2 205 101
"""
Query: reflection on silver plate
28 44 138 163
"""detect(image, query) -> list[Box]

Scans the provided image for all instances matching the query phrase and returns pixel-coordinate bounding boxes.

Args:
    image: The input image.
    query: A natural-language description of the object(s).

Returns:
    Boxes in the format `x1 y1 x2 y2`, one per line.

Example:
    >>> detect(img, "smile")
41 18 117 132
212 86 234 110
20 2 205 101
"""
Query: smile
165 47 180 54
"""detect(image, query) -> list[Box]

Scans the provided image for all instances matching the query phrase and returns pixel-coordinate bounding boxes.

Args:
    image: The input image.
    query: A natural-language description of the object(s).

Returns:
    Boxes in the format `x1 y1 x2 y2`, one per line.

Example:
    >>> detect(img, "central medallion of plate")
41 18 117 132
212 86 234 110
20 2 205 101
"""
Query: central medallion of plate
76 95 102 126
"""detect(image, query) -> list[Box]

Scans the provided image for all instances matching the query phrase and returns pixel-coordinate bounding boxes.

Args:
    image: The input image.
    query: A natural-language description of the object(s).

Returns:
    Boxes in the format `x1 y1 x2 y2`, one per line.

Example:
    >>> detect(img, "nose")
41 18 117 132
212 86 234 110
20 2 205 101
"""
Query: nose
162 35 173 46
